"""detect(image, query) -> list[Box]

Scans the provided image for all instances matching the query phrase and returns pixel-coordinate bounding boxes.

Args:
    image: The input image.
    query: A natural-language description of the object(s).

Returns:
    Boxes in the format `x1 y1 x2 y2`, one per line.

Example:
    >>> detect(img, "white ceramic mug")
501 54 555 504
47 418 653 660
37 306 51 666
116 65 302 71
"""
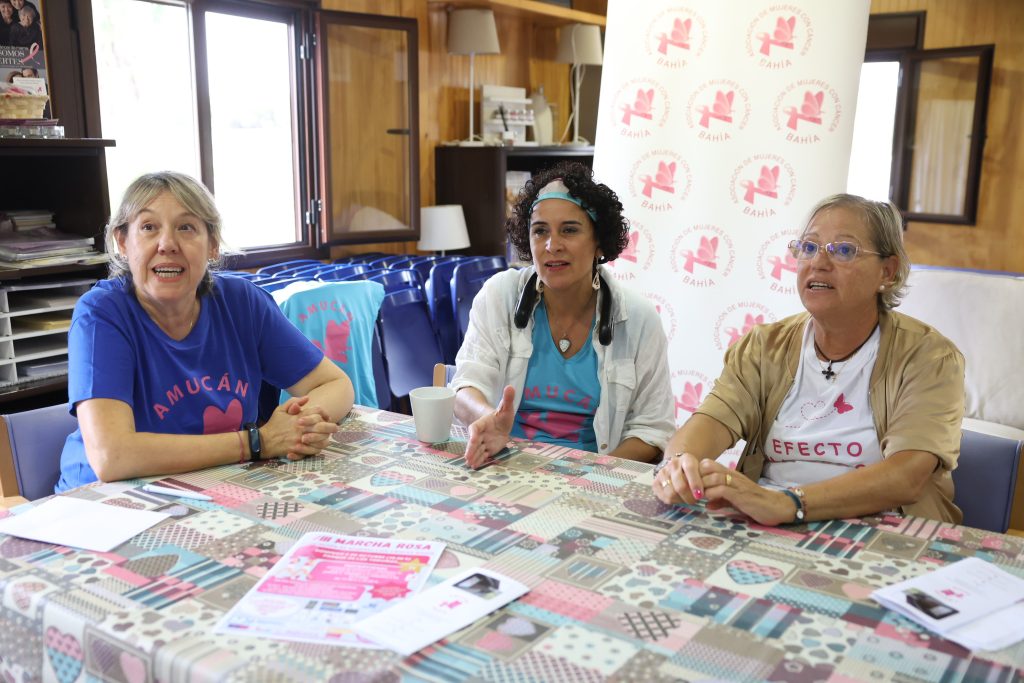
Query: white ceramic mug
409 386 456 443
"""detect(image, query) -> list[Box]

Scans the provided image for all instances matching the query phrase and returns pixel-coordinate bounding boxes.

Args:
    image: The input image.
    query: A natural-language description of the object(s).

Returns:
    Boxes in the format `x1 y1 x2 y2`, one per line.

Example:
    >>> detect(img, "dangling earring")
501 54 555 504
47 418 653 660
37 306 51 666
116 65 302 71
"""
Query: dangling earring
591 258 600 291
535 275 545 294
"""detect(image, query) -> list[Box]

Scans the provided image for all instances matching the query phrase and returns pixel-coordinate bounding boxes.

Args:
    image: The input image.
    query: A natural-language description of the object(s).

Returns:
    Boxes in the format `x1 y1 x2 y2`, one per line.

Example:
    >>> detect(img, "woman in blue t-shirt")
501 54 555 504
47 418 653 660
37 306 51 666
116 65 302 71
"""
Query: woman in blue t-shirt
57 172 354 491
451 162 674 469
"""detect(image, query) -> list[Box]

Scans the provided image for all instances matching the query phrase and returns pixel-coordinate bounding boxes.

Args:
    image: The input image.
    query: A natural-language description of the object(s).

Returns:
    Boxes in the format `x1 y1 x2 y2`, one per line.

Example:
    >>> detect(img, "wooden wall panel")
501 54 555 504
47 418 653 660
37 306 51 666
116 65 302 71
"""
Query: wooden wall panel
871 0 1024 272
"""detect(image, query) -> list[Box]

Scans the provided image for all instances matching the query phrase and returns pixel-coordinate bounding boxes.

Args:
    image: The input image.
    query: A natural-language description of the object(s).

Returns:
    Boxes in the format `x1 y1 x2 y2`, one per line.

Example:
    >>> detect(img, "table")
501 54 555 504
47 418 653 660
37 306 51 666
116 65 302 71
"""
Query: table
1 406 1022 681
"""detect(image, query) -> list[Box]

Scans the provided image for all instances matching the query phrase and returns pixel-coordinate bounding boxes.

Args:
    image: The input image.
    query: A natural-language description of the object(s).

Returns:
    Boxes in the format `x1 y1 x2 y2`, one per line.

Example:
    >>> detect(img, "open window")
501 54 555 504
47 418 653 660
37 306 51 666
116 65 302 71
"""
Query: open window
88 3 420 264
848 13 994 225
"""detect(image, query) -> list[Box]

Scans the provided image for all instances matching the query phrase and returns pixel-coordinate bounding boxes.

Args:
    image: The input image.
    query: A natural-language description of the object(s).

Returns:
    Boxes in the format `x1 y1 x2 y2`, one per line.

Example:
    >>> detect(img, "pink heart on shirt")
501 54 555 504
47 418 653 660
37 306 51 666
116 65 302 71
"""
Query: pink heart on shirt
203 398 243 434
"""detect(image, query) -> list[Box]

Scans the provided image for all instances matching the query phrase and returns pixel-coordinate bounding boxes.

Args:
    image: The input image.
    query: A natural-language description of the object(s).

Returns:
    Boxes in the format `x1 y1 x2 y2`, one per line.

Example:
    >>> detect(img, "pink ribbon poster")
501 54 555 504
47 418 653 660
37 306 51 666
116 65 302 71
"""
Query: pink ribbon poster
216 532 446 647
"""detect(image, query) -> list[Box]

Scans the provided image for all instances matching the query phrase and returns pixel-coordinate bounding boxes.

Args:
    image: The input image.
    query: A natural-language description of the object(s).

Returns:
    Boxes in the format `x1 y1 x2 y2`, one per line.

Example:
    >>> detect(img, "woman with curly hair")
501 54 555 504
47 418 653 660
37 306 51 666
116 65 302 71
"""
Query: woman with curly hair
450 161 674 468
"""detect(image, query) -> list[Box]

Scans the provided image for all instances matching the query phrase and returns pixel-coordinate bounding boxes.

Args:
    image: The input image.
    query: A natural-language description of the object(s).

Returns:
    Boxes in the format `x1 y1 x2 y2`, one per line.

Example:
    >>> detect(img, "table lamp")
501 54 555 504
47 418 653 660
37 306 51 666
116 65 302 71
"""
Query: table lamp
447 9 501 146
419 205 471 256
556 23 604 146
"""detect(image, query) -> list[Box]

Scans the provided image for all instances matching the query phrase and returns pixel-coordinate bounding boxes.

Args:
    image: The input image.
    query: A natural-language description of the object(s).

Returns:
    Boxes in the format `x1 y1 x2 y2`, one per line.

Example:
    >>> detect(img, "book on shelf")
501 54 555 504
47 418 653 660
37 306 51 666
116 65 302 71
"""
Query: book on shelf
0 210 56 231
0 0 53 119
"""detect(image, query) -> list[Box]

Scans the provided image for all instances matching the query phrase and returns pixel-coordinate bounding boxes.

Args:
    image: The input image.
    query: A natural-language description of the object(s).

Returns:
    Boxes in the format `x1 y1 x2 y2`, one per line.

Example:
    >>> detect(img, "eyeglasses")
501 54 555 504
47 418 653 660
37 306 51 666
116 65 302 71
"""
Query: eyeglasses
787 239 882 263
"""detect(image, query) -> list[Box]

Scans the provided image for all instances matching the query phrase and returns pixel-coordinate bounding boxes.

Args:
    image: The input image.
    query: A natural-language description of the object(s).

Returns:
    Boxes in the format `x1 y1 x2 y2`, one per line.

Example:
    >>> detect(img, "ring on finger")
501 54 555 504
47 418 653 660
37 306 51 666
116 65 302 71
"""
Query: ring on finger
726 473 733 486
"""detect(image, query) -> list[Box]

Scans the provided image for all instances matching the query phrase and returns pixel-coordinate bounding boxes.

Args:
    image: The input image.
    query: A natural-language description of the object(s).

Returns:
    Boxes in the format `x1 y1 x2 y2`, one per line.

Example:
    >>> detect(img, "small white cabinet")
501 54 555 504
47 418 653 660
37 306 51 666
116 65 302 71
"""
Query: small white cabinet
0 278 95 387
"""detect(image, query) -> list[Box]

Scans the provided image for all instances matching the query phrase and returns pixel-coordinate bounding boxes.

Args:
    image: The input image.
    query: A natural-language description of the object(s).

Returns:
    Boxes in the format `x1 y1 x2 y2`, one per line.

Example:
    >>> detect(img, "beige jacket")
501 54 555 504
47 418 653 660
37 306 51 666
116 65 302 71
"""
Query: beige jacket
696 309 965 523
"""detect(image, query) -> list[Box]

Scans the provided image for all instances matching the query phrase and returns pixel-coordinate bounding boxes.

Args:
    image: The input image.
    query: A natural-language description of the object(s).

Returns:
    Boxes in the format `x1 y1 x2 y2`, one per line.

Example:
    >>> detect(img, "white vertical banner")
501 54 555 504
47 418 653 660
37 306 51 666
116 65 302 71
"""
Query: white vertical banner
595 0 870 434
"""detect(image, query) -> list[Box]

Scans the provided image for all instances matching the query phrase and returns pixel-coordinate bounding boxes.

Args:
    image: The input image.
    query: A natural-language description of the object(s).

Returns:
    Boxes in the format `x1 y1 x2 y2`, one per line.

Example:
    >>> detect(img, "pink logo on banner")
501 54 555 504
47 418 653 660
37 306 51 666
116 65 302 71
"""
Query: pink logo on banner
622 88 654 126
671 370 711 422
714 302 777 351
756 230 801 296
670 224 735 288
629 150 692 212
760 16 795 55
609 80 670 138
730 155 796 217
645 9 707 67
746 6 813 69
607 223 654 277
643 291 678 342
773 80 843 143
686 79 751 141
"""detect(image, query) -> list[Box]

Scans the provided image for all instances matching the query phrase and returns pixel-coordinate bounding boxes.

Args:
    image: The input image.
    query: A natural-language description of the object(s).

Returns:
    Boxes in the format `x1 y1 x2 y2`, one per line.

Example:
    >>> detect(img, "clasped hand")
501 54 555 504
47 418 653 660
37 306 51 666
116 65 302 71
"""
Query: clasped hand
464 385 516 469
652 453 797 526
262 395 340 461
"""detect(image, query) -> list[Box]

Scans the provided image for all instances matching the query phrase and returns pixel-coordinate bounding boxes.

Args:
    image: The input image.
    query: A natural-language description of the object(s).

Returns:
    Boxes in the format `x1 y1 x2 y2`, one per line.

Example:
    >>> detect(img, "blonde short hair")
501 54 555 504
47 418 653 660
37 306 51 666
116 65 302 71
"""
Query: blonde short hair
805 193 909 309
105 171 223 296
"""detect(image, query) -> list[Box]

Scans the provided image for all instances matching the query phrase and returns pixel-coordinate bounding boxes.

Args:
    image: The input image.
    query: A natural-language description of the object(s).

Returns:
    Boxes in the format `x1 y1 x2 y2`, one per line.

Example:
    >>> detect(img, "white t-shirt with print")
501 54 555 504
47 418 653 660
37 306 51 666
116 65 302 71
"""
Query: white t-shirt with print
762 321 881 487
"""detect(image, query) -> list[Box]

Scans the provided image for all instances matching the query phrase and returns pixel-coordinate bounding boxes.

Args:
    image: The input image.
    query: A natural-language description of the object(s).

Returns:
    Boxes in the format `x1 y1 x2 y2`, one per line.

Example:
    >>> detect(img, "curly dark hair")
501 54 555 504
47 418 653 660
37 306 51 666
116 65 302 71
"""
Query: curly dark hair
506 161 629 263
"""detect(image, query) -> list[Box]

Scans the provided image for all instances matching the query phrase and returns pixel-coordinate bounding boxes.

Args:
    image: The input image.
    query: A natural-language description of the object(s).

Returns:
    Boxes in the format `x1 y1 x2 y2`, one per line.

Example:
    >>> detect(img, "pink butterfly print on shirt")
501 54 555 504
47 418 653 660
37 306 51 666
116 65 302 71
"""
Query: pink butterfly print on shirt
834 393 853 414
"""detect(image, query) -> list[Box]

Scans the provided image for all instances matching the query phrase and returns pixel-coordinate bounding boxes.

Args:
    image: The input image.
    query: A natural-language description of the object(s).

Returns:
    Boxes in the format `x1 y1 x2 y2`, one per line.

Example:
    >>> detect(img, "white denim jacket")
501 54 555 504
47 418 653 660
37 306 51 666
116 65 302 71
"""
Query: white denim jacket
451 266 674 454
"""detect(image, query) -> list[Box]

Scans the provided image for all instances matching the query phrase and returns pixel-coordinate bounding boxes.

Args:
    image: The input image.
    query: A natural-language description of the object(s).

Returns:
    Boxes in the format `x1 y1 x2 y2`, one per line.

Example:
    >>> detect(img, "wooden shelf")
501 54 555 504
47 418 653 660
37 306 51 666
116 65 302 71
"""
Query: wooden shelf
434 0 605 27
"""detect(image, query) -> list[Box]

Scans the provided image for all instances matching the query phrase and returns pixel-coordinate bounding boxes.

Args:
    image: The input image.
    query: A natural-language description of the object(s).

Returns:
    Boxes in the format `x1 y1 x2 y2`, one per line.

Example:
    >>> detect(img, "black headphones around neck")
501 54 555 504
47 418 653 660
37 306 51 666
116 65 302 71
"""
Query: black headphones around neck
514 272 613 345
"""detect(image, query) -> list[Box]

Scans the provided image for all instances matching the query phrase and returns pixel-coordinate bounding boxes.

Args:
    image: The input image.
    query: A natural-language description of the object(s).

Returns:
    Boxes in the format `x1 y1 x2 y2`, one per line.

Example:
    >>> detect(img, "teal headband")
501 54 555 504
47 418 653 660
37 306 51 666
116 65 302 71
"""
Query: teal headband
531 180 598 222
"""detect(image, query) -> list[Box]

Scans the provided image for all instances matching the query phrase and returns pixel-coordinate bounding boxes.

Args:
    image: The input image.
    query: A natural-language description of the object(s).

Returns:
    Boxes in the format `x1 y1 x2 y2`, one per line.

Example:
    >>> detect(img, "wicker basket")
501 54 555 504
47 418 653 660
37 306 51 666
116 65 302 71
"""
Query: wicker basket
0 94 49 120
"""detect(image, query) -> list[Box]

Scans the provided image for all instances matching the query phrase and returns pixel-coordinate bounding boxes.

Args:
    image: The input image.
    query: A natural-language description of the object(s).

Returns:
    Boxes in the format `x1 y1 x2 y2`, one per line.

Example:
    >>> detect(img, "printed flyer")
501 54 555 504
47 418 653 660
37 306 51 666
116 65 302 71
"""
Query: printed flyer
216 532 446 647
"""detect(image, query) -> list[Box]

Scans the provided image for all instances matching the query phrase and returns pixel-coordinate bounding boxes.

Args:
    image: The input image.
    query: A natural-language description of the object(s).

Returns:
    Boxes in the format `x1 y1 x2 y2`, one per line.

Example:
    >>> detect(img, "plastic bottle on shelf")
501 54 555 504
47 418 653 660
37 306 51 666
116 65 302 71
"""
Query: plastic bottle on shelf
530 86 553 145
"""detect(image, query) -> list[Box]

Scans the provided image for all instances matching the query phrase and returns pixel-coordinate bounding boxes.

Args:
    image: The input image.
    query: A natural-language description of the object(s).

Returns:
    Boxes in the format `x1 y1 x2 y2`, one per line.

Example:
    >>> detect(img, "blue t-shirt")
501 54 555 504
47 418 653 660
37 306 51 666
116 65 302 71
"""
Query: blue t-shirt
57 274 324 492
510 302 601 451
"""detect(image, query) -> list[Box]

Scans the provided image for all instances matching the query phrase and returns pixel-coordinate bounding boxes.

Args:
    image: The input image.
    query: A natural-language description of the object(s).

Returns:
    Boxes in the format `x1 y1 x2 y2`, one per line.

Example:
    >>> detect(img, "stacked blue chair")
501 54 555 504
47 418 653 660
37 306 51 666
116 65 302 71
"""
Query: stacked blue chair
453 256 508 344
342 252 389 264
341 268 386 282
427 259 463 364
318 264 370 281
369 269 424 295
256 276 306 293
256 259 321 276
377 287 444 406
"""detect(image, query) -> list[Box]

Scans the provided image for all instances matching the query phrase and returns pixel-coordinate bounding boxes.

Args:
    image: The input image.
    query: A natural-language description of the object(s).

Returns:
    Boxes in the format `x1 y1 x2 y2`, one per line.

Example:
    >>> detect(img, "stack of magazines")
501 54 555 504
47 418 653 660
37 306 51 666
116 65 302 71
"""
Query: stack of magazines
0 226 97 264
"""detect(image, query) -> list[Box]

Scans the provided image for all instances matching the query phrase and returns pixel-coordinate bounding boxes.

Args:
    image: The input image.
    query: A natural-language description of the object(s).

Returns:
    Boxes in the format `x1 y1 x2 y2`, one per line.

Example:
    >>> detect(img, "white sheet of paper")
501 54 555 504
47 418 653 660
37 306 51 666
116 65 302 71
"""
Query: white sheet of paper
871 556 1024 651
0 496 168 552
354 567 529 656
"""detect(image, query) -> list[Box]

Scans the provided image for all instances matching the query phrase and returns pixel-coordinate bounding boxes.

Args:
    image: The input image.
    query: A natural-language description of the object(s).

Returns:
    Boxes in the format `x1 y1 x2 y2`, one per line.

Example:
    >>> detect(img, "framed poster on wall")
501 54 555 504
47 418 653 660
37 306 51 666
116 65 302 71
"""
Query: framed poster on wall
0 0 51 118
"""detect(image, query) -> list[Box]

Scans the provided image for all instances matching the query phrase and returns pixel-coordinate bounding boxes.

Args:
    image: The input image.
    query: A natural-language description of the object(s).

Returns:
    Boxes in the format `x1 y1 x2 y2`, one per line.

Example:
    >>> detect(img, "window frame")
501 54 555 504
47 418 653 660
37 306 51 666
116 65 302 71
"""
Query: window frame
864 12 994 225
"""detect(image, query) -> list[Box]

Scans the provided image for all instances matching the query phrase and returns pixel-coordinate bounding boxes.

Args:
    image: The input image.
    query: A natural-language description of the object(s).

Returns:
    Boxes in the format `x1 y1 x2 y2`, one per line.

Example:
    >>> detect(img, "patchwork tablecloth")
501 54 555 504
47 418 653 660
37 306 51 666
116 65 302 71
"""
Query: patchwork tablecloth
1 406 1021 682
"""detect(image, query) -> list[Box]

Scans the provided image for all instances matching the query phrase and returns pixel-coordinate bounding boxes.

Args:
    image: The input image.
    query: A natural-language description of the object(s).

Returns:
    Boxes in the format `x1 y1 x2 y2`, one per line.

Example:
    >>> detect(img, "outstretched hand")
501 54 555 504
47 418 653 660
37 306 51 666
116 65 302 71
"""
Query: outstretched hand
464 385 516 469
261 395 341 461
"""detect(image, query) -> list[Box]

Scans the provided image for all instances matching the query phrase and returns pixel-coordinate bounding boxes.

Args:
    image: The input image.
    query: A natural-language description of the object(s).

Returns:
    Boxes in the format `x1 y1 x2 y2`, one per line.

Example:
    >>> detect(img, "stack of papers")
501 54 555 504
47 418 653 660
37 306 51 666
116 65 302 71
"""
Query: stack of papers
871 557 1024 651
0 227 95 262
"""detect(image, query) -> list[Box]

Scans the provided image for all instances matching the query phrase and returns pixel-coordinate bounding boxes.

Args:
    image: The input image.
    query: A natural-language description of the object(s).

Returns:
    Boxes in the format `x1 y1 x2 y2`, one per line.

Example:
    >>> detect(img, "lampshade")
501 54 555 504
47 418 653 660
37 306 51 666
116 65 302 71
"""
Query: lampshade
556 24 603 65
418 205 471 253
447 9 500 56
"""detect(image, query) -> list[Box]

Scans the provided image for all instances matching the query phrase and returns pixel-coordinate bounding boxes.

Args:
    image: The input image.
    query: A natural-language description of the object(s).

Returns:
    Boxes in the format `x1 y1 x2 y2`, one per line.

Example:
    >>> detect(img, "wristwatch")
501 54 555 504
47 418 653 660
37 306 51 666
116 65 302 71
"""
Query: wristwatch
244 422 262 462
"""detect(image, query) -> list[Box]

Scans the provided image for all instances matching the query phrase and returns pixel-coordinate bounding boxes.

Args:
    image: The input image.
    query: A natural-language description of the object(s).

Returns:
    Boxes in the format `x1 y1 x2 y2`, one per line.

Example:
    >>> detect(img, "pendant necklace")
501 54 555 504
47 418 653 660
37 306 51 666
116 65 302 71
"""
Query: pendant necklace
813 324 877 381
551 292 595 355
